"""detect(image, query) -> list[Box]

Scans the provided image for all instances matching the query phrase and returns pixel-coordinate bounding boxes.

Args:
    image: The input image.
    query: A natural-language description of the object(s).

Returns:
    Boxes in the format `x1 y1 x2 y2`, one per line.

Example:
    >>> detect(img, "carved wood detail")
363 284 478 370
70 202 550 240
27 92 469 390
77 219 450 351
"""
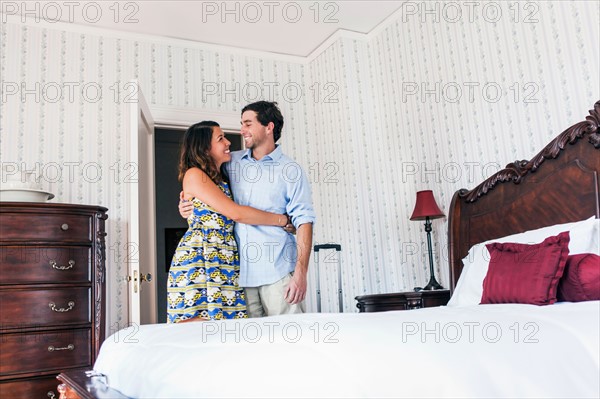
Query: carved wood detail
94 211 108 361
448 101 600 291
461 100 600 202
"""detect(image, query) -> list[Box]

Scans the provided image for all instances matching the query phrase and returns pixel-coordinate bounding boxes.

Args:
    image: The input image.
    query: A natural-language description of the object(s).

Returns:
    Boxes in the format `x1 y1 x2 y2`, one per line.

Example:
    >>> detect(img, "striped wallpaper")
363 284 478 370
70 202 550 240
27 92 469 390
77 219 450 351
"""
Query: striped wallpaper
1 1 598 328
306 0 599 311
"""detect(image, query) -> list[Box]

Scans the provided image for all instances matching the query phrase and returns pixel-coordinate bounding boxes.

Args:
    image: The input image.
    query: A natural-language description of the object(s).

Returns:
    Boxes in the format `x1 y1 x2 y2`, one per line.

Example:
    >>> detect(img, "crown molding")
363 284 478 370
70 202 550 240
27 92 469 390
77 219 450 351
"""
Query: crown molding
305 28 368 62
364 5 404 41
304 5 403 61
2 4 403 64
1 12 306 63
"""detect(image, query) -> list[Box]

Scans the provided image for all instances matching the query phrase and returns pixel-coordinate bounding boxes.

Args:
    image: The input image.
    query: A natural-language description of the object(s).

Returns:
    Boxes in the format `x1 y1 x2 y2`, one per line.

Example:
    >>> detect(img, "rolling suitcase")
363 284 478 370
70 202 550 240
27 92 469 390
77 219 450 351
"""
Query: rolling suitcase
313 244 342 312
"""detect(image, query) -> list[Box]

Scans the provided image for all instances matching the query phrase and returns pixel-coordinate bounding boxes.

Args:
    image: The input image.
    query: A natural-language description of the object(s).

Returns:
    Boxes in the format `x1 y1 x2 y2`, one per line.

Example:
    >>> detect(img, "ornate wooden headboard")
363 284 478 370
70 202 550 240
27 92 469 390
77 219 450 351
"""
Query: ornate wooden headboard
448 101 600 290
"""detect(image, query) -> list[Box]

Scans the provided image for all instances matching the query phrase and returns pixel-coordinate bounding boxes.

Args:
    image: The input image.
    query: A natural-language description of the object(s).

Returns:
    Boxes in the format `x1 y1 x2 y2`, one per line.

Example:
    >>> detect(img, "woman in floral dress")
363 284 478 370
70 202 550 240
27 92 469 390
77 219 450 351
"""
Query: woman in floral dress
167 121 289 322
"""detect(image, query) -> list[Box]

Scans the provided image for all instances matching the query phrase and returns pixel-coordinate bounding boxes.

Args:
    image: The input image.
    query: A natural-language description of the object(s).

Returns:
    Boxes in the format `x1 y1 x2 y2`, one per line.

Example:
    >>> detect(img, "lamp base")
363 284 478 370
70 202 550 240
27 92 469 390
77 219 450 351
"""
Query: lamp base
422 277 444 291
421 216 444 291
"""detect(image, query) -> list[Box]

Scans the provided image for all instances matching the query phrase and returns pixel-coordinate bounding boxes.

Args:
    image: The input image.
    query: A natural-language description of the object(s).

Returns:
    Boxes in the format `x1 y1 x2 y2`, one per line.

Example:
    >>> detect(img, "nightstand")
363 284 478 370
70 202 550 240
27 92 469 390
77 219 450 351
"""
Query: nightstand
355 290 450 312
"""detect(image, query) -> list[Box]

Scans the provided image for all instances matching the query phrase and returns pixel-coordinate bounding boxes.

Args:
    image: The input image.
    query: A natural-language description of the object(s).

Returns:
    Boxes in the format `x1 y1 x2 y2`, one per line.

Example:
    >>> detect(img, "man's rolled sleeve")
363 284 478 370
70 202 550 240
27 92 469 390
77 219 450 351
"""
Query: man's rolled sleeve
286 166 316 227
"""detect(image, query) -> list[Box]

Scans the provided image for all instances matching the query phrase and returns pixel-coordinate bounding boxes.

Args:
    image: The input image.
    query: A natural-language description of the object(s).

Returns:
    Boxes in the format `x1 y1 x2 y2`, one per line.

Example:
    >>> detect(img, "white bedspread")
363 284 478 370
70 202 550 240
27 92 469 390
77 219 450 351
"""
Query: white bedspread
94 301 600 398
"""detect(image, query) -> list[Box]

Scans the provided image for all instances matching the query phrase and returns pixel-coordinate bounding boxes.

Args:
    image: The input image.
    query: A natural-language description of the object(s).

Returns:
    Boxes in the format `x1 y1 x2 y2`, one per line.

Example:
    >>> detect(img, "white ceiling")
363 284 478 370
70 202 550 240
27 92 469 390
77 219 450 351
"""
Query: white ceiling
18 1 401 57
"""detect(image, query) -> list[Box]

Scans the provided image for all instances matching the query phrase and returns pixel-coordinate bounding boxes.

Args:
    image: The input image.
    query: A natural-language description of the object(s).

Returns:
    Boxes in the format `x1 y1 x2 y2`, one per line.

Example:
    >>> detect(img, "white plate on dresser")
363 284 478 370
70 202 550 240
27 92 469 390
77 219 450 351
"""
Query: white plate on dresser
0 188 55 202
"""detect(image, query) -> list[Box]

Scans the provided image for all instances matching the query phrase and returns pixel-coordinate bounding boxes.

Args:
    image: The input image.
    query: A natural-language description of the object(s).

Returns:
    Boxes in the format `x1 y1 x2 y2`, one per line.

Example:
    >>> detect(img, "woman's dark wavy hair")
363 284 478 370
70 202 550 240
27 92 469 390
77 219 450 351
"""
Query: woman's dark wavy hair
178 121 222 184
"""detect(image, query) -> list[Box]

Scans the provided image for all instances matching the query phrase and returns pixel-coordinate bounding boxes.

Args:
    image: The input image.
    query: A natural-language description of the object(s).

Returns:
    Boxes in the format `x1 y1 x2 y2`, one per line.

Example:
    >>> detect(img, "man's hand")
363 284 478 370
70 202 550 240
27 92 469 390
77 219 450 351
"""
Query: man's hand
284 272 307 305
283 215 296 234
284 223 312 305
179 191 194 219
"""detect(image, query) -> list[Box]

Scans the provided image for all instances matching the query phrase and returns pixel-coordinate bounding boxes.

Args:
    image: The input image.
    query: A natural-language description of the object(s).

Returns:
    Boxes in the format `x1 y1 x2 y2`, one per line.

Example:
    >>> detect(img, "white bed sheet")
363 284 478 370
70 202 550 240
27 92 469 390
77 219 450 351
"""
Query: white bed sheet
94 301 600 398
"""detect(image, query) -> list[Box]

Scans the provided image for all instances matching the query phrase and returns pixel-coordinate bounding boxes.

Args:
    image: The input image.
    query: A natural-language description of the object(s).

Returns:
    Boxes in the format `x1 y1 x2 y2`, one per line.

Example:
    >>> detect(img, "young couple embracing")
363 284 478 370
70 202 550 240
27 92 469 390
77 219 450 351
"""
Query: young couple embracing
167 101 316 323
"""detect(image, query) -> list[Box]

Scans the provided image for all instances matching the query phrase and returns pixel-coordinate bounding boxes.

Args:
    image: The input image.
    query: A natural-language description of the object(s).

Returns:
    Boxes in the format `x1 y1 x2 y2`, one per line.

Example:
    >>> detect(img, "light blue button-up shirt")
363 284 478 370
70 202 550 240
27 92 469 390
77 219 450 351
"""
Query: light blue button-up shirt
224 145 316 287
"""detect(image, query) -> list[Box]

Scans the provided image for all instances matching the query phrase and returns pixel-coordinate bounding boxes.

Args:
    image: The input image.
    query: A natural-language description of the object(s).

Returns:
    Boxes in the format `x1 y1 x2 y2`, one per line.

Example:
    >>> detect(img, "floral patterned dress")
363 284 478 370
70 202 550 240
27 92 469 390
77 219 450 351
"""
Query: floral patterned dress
167 181 247 322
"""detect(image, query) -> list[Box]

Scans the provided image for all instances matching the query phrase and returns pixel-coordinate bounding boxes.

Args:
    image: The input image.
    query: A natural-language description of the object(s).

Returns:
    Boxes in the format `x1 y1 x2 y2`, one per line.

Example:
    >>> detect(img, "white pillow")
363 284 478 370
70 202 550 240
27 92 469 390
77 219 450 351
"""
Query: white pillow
447 216 599 307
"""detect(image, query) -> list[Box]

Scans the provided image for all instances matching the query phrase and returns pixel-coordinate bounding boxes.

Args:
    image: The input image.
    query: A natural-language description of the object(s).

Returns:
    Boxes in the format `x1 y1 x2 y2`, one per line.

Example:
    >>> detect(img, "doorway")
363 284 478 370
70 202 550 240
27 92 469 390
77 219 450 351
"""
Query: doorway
154 127 243 323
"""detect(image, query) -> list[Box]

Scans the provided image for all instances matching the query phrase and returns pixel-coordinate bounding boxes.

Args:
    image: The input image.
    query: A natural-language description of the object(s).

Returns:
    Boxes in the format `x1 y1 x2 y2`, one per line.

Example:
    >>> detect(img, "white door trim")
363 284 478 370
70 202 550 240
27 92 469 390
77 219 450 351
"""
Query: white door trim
150 105 239 131
128 82 157 325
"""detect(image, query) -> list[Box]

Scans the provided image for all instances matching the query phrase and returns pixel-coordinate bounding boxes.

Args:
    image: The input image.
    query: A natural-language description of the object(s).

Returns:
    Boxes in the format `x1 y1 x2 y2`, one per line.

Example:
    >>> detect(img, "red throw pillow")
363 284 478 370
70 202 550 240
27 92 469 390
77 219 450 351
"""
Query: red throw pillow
557 254 600 302
481 232 570 305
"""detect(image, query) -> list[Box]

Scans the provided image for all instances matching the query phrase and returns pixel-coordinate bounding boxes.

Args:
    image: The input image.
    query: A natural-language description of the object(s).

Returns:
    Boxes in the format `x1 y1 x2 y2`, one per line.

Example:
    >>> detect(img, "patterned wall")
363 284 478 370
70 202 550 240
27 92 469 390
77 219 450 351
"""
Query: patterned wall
0 20 310 328
306 0 599 311
1 1 599 325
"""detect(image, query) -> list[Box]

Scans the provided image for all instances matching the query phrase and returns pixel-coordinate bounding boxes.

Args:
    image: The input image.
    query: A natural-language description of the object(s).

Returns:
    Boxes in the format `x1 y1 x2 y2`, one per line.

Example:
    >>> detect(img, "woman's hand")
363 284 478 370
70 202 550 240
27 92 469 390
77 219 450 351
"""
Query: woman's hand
179 191 194 219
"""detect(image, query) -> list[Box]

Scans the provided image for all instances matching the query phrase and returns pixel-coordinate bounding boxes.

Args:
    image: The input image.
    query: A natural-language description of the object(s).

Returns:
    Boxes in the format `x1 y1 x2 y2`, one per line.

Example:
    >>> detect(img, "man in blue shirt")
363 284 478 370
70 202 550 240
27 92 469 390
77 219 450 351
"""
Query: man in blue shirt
180 101 316 317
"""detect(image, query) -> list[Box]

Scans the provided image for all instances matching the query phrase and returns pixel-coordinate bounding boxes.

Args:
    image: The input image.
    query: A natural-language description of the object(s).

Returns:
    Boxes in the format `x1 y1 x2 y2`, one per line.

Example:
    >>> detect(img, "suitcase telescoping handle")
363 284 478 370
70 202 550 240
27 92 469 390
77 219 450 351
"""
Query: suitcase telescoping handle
314 244 342 252
313 244 342 313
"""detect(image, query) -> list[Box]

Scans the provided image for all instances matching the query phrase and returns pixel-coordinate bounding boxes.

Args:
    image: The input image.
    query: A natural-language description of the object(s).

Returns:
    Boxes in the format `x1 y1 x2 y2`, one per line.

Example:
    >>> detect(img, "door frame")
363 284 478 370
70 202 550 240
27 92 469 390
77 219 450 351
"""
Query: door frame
127 85 156 326
150 105 240 131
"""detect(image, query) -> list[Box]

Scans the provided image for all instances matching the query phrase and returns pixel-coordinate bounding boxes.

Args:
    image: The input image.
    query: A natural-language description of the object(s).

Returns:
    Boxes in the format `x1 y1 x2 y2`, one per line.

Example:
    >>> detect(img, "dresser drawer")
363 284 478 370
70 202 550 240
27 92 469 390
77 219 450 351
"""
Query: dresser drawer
0 375 60 398
0 329 91 376
0 288 90 329
0 247 91 284
0 213 92 243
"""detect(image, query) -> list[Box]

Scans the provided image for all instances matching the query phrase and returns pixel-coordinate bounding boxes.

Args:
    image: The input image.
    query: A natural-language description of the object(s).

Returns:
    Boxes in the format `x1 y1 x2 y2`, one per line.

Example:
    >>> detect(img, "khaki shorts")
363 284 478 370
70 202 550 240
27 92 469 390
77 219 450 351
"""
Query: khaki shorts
245 273 305 317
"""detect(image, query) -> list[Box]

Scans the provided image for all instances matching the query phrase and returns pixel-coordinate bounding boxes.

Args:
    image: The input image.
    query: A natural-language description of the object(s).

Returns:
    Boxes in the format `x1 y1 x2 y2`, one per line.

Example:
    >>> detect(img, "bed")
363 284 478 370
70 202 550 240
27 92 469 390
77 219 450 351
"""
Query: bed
57 101 600 399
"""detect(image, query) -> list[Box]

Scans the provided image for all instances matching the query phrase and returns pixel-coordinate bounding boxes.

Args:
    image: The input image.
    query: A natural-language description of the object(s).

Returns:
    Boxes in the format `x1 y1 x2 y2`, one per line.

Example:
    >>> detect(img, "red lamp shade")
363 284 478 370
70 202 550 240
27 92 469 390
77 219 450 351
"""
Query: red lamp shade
410 190 444 220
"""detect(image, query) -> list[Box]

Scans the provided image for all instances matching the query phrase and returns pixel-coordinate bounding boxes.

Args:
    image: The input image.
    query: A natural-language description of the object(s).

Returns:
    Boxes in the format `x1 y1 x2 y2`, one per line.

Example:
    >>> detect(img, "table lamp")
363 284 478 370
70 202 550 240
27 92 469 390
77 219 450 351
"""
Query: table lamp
410 190 444 290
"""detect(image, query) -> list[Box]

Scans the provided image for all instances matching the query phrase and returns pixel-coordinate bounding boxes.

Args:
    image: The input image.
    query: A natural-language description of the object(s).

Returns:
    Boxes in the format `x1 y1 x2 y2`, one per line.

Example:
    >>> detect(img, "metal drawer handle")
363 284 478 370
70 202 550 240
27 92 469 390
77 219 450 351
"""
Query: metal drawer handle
48 301 75 312
407 298 422 310
61 223 69 231
49 259 75 270
48 344 74 352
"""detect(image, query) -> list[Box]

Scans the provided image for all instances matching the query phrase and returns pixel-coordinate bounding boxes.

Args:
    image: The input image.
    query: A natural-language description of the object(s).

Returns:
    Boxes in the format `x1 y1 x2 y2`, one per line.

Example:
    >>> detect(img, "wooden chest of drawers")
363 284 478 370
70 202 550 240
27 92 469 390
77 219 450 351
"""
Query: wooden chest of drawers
0 203 107 398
